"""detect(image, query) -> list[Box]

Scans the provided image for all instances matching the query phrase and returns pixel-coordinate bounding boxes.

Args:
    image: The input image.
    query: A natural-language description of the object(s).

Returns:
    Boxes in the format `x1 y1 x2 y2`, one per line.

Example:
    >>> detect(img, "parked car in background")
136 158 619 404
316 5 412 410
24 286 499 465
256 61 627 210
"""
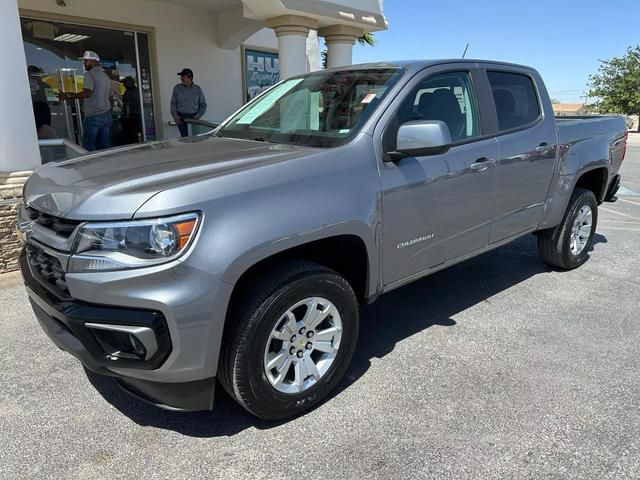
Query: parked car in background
624 116 635 131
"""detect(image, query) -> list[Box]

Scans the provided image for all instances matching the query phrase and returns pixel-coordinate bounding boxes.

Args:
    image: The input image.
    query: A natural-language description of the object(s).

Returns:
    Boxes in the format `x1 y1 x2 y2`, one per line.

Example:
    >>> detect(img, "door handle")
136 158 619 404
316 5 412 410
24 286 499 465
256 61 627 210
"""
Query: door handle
535 142 549 153
470 157 491 172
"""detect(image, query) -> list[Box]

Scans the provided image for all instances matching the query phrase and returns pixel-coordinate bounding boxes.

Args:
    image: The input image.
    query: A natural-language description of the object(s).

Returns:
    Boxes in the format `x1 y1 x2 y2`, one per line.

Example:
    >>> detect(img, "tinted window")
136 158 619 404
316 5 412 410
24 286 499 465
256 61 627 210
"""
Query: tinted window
487 71 541 131
395 71 480 143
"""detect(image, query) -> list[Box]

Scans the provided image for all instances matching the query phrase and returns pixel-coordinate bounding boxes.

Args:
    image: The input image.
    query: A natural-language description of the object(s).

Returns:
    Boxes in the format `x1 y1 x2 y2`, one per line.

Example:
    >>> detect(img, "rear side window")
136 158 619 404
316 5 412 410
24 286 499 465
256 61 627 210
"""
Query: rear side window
487 71 541 131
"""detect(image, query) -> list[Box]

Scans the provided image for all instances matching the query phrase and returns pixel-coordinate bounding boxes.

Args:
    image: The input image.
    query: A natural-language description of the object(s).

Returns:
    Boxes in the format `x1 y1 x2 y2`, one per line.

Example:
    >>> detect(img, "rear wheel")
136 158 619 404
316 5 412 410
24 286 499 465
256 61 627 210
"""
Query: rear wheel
537 188 598 269
219 260 359 420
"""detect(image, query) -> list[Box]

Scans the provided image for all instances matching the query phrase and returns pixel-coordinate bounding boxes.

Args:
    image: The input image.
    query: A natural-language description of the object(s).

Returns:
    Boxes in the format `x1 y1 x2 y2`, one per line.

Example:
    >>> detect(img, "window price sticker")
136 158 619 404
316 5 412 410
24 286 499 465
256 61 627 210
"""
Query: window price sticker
361 92 377 104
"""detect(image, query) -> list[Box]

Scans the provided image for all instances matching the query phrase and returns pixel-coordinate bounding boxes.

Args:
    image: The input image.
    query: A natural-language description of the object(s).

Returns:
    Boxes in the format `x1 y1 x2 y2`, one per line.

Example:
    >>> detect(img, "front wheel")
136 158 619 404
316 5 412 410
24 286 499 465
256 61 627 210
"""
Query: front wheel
537 188 598 270
218 260 359 420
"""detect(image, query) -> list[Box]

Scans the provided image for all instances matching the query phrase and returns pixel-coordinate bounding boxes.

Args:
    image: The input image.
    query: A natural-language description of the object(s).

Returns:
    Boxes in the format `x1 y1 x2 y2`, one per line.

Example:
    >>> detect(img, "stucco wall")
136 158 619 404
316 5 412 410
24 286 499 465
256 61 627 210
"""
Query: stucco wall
18 0 277 138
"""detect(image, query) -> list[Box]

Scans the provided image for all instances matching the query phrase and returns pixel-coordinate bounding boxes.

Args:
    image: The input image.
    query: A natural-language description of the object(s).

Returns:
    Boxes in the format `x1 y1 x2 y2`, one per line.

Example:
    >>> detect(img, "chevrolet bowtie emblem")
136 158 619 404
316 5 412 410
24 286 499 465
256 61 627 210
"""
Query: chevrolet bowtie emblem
16 221 34 244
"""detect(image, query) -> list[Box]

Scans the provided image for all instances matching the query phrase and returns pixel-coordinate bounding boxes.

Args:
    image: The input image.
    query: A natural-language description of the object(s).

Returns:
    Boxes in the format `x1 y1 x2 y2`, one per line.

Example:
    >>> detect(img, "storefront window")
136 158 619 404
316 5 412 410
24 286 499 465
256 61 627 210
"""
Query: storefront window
21 18 157 148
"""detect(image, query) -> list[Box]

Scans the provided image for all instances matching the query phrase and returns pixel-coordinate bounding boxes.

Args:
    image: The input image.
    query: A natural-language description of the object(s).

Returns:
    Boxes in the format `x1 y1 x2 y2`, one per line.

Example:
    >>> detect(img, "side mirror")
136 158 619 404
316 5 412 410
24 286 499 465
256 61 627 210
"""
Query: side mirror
387 120 452 161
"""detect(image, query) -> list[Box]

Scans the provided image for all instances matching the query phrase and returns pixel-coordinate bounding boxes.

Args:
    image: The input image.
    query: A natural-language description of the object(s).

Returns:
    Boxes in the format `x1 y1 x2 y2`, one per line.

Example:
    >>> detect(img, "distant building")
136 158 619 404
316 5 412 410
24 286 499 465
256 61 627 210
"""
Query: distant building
552 103 589 116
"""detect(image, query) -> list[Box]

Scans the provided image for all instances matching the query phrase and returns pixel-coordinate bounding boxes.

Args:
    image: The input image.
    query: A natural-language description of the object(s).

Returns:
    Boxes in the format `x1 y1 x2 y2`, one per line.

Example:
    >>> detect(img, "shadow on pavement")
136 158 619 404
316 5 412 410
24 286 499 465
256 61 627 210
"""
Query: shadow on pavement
86 368 276 437
87 233 606 437
591 232 607 248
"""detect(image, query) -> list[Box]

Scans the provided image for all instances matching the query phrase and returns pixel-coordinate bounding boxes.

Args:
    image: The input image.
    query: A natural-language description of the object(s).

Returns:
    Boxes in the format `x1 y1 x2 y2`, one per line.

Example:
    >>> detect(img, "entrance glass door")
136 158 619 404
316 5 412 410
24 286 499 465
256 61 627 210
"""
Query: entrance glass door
21 18 157 150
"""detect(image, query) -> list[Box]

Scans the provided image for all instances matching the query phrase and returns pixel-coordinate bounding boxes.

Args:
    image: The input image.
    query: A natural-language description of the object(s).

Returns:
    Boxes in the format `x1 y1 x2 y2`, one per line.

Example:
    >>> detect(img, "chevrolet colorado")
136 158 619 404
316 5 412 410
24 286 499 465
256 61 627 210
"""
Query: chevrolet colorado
18 60 627 420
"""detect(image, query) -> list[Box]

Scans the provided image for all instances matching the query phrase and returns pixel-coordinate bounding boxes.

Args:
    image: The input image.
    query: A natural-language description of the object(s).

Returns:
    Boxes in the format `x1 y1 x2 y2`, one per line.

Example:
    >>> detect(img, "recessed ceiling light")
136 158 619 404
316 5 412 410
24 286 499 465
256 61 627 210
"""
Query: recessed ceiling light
54 34 91 43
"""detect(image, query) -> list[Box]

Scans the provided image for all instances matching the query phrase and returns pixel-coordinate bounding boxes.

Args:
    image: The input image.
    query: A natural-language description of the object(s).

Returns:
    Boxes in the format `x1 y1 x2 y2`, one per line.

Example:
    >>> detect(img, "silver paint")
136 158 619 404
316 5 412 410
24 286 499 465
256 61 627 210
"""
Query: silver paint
21 59 627 387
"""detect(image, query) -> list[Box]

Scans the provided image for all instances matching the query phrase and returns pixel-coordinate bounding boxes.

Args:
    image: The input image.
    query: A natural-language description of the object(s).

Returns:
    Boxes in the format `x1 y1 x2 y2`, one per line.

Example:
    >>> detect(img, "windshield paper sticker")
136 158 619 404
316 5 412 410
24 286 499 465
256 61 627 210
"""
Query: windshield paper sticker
361 92 377 104
236 79 304 124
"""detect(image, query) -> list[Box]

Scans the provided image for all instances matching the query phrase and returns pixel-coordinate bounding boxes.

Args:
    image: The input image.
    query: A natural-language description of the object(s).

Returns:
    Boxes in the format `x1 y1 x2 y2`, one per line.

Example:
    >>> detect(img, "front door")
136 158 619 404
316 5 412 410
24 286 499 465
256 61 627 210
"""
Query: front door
379 68 499 286
21 17 157 148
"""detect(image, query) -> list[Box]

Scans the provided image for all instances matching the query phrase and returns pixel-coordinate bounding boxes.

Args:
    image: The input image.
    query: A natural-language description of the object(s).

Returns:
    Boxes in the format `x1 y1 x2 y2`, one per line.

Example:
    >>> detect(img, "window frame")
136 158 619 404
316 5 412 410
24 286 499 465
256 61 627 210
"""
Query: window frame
482 68 544 136
379 65 499 159
402 71 482 142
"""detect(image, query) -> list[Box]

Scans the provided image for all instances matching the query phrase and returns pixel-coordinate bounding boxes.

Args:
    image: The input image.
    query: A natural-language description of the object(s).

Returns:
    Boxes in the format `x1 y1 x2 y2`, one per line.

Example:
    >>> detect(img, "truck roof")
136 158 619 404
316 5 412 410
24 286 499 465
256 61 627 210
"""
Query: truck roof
324 59 536 73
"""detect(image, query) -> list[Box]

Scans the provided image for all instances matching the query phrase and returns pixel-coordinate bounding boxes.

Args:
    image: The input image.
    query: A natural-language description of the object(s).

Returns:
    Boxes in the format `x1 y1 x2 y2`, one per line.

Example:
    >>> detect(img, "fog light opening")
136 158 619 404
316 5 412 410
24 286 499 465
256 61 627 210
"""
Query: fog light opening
128 333 147 358
85 323 158 362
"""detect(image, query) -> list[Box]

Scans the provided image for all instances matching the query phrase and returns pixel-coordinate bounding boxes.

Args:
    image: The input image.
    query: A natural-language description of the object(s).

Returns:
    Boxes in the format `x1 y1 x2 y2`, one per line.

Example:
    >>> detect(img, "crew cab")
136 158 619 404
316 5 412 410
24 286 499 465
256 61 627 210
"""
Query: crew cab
18 60 627 420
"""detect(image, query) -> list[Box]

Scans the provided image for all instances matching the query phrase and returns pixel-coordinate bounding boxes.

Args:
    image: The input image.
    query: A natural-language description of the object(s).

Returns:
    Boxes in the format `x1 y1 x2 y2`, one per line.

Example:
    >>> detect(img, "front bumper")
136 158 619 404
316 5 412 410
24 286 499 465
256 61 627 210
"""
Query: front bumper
21 249 226 411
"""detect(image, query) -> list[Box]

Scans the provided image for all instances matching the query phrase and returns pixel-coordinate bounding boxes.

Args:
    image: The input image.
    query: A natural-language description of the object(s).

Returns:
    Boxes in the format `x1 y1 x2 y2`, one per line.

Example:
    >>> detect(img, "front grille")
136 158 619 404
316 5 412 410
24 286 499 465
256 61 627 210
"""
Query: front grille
25 205 80 239
26 244 70 299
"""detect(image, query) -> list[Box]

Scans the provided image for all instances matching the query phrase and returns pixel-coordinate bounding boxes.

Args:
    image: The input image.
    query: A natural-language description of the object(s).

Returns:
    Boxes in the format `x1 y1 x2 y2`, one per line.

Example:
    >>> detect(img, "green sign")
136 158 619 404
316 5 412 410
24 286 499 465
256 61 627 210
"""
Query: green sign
244 48 279 103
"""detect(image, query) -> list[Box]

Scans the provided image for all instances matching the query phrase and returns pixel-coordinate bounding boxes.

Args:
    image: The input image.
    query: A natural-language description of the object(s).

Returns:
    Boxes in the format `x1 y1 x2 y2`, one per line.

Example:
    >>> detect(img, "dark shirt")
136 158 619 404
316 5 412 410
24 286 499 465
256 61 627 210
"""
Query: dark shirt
123 89 140 118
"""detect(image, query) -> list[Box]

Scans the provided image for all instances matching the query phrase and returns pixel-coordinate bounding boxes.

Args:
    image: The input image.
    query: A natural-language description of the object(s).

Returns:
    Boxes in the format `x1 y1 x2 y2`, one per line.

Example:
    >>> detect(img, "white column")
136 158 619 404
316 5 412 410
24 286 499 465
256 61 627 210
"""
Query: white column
0 0 40 172
319 25 364 69
325 39 354 68
276 28 308 79
267 15 317 79
306 29 321 72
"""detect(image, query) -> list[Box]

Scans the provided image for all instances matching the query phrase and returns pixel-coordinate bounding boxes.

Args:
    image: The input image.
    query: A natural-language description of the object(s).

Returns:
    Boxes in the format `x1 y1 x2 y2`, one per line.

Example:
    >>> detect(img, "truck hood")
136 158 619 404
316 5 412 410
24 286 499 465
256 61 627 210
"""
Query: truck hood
23 135 313 220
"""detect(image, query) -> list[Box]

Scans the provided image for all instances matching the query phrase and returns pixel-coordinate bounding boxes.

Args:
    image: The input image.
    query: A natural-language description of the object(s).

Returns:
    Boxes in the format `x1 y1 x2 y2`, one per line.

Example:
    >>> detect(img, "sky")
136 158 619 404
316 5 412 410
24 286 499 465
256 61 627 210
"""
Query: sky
351 0 640 103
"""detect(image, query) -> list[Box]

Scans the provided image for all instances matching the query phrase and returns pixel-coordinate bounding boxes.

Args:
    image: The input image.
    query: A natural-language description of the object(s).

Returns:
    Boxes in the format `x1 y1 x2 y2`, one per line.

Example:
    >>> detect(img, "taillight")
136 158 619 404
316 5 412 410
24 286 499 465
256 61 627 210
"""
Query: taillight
622 129 628 163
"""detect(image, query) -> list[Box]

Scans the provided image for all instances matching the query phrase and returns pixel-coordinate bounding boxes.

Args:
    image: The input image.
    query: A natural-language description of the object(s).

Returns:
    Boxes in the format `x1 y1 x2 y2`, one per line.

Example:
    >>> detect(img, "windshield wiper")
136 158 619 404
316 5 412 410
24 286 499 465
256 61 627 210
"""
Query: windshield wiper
253 136 273 143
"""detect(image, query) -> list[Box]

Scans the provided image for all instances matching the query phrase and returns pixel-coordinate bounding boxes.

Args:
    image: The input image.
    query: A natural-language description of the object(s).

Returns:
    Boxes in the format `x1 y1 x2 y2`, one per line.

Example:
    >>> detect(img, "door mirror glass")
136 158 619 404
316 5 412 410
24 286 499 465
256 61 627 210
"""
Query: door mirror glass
389 120 452 159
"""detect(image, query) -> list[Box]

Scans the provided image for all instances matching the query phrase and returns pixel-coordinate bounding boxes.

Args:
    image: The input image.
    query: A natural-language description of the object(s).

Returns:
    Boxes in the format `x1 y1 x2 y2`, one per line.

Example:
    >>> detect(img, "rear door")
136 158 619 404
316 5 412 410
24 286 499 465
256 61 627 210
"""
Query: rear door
476 64 558 243
377 65 500 286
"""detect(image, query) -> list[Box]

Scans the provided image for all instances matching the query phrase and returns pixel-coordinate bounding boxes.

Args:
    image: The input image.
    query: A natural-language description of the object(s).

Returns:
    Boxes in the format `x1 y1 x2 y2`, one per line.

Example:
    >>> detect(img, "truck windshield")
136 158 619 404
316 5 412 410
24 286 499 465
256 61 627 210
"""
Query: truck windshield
218 68 403 147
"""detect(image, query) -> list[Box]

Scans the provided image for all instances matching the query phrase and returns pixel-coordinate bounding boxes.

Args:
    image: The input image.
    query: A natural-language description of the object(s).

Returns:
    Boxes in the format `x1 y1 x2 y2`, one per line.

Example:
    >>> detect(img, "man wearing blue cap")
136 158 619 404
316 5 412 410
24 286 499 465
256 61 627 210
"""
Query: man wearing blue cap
170 68 207 137
58 50 113 151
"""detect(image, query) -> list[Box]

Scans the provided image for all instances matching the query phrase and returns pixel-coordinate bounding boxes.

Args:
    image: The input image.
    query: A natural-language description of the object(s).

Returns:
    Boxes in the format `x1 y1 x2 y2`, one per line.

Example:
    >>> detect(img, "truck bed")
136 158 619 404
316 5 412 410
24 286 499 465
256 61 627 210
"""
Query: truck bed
555 115 627 176
555 115 623 131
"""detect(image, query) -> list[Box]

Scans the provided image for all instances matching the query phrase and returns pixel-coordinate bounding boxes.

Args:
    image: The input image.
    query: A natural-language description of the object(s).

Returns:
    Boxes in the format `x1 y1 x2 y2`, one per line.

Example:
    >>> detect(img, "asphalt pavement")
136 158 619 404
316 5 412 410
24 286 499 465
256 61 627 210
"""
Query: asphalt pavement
1 135 639 479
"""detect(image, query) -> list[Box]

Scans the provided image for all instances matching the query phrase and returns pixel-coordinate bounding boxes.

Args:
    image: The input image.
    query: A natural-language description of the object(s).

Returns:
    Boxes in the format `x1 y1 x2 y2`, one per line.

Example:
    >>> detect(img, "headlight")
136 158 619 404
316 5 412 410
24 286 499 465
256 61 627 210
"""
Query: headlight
68 213 200 272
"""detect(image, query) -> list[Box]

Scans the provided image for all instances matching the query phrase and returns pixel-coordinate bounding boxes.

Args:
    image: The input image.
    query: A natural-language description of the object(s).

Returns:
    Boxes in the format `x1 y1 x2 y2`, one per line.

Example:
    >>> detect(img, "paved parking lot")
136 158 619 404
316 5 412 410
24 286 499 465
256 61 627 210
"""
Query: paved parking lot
1 136 639 479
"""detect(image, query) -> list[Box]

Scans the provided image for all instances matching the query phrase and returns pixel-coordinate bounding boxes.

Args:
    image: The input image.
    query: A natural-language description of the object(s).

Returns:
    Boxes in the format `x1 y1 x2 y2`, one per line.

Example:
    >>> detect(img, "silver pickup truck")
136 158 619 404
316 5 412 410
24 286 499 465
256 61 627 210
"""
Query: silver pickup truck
18 60 627 420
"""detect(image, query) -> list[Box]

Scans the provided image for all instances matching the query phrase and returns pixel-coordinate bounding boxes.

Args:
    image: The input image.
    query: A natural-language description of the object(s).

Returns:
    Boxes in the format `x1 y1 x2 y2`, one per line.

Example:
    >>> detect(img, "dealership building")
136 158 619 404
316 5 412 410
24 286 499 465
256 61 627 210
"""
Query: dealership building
0 0 387 272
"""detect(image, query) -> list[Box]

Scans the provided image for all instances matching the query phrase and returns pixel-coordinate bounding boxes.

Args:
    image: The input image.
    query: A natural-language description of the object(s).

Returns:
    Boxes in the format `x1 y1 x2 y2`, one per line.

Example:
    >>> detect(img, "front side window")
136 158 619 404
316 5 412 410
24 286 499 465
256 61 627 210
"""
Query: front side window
394 71 480 143
219 68 403 147
487 71 541 131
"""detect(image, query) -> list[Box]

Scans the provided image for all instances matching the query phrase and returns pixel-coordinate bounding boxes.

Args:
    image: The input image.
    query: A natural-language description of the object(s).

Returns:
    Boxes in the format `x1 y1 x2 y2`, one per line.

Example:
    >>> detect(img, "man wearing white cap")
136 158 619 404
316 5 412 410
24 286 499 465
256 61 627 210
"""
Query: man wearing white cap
58 51 113 151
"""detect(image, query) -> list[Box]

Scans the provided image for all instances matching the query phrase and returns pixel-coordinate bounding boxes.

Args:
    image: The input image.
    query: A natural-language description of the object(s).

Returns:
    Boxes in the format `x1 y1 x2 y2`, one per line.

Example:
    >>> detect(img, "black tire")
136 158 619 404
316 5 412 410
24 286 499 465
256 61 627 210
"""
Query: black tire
218 260 359 420
537 188 598 270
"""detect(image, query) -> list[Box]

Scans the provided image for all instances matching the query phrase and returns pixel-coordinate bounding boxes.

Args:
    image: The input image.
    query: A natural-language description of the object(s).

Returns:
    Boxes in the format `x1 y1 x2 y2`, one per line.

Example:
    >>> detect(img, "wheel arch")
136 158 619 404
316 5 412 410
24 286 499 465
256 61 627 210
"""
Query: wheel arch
227 233 372 308
573 166 609 203
213 232 372 380
539 164 609 230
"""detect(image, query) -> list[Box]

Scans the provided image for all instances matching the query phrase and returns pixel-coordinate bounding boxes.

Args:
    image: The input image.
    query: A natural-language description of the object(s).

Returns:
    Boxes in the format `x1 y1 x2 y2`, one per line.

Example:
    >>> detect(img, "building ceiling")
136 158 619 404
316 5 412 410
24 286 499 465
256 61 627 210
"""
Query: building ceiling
149 0 241 12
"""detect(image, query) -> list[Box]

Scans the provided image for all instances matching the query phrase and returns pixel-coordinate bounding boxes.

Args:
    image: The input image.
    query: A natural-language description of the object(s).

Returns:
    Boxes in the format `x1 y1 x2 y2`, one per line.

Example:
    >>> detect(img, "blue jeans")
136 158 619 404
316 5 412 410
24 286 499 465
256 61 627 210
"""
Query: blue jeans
177 121 189 138
177 112 196 137
83 111 113 151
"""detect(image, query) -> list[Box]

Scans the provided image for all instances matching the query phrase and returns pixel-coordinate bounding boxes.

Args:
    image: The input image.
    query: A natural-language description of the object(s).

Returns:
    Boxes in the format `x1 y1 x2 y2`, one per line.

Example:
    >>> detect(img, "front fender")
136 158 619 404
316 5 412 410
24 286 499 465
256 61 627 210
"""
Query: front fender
228 219 375 279
134 138 381 378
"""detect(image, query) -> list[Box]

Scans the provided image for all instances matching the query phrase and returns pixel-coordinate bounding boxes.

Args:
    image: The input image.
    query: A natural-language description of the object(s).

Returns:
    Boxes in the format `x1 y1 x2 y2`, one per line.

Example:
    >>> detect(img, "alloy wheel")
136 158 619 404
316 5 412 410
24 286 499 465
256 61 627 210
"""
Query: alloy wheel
263 297 342 394
570 205 593 255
